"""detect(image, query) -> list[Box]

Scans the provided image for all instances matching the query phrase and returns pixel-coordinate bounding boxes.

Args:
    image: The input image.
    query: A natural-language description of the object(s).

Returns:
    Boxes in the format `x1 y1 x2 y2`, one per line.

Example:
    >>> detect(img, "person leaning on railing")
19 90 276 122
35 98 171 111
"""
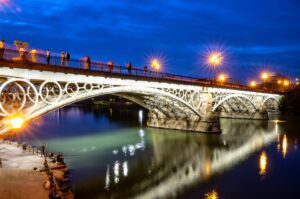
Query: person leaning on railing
61 51 65 65
86 56 91 69
126 62 132 74
144 65 148 76
46 50 51 64
108 61 113 72
0 39 5 59
19 47 27 61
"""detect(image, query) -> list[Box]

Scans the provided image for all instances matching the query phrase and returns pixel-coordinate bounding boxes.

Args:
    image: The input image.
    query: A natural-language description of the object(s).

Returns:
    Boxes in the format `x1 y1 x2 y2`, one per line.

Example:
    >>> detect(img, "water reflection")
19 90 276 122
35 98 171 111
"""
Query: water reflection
205 190 219 199
282 134 288 158
259 151 268 176
11 107 281 199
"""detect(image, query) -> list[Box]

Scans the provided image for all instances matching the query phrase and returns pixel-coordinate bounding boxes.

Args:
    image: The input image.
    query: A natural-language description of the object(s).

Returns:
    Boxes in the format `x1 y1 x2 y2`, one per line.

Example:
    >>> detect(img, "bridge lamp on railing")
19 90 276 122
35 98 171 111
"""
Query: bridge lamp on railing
208 52 223 83
250 81 257 88
277 80 282 85
10 114 25 129
260 72 269 89
283 80 290 87
217 73 227 83
261 72 269 80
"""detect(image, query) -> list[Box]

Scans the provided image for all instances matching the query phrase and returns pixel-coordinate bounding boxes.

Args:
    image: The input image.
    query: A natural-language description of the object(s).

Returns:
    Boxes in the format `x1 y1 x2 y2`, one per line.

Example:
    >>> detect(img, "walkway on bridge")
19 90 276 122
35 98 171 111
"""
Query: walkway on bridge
0 46 278 94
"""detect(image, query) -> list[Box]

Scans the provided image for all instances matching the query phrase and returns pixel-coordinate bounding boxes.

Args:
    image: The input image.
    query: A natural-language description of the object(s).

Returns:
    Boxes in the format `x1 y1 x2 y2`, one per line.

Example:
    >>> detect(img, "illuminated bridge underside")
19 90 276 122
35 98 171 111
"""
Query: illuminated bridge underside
0 66 281 134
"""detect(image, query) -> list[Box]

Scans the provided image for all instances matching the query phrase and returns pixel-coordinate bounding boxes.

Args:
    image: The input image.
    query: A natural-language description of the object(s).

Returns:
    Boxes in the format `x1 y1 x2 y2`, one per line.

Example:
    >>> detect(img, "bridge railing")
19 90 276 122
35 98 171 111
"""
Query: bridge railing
1 48 211 82
0 48 280 93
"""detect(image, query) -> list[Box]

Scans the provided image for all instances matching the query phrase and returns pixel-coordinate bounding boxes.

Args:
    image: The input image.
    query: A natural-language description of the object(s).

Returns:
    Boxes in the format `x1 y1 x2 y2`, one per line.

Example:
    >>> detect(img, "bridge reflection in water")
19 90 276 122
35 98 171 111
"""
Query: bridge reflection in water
10 107 280 199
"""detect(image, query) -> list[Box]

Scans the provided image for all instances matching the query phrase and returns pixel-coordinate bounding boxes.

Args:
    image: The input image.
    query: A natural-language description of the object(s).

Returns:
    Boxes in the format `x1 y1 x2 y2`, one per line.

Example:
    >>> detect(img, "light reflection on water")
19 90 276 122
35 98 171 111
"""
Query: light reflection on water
259 151 268 176
8 106 300 199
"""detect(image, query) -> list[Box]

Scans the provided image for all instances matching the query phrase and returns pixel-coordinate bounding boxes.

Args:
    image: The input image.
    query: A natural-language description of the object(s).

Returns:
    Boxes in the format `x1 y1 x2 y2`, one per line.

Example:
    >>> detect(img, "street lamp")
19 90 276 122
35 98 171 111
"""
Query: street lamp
260 72 269 89
150 58 161 71
150 58 161 77
208 52 223 83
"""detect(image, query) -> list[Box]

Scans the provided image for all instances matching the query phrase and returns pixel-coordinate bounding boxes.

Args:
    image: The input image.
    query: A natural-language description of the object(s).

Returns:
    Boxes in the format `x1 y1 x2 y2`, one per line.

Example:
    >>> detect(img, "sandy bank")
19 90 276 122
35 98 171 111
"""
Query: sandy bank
0 140 48 199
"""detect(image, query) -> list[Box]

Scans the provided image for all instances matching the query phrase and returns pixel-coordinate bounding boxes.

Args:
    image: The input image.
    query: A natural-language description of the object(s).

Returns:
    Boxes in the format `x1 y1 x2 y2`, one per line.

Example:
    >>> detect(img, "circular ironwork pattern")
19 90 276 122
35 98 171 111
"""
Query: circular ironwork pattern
65 82 79 97
0 78 39 116
39 81 63 104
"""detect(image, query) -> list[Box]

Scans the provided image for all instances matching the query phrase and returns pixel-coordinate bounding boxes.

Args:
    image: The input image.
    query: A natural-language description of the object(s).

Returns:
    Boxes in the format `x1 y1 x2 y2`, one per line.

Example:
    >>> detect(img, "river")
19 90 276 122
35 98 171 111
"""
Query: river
8 105 300 199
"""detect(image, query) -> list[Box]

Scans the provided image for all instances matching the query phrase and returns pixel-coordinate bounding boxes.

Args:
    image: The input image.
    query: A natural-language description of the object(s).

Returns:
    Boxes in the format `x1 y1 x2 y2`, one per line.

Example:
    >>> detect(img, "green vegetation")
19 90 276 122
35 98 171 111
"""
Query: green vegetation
279 86 300 115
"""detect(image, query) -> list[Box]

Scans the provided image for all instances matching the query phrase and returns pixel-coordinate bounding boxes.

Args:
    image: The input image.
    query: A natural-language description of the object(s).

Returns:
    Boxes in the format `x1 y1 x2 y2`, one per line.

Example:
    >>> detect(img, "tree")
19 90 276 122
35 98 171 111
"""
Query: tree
13 40 29 50
279 86 300 115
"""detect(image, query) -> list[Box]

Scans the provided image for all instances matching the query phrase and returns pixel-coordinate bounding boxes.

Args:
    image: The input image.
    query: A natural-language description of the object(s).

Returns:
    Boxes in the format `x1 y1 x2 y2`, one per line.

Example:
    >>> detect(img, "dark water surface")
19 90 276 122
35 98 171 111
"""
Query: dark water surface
11 106 300 199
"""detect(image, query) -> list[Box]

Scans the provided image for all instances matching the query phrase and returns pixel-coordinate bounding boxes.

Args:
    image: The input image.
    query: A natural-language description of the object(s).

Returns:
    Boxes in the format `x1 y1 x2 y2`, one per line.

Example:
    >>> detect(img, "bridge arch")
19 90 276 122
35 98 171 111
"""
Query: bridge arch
7 84 203 124
212 94 257 113
262 96 279 111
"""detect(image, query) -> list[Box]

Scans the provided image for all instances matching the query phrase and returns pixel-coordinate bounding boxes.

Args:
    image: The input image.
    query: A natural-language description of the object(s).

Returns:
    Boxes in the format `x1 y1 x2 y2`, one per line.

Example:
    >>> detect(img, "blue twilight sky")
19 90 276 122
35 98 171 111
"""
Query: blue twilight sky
0 0 300 82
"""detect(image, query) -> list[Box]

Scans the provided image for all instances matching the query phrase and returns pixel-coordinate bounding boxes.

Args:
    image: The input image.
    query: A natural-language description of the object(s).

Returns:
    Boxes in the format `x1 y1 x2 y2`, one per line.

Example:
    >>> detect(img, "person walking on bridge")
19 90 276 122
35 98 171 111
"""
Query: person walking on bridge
144 65 148 76
0 40 5 60
65 52 70 65
86 56 91 69
46 50 51 65
61 51 65 65
126 62 132 74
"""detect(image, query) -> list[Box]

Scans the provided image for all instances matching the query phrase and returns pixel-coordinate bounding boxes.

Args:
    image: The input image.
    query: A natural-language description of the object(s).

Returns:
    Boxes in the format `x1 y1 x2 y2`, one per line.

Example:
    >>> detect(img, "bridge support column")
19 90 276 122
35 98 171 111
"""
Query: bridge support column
146 113 220 133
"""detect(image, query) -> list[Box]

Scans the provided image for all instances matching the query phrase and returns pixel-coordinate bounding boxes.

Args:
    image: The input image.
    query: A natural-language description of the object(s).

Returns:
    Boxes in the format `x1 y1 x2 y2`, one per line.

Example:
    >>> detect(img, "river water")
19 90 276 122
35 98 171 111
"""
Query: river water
10 105 300 199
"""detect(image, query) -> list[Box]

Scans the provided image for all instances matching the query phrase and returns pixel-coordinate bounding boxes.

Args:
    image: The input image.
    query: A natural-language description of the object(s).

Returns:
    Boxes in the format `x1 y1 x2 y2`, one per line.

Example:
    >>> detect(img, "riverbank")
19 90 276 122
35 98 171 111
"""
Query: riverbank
0 140 74 199
0 140 48 199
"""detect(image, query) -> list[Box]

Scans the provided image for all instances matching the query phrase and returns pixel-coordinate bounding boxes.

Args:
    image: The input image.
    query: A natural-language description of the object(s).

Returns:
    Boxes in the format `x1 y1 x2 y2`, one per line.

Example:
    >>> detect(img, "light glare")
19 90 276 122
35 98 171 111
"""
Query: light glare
208 52 223 66
10 115 25 129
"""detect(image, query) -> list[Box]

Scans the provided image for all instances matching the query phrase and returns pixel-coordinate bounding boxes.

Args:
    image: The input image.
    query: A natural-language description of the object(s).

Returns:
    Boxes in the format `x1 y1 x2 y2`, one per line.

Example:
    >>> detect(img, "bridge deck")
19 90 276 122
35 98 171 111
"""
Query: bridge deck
0 49 279 94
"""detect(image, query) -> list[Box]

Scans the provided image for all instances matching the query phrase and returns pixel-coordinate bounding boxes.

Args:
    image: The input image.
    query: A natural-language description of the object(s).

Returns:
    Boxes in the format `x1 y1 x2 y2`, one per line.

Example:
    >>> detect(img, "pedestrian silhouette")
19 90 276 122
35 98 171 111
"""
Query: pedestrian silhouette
61 51 65 65
86 56 91 70
65 52 70 65
108 61 113 73
127 62 132 74
144 65 148 76
46 50 51 65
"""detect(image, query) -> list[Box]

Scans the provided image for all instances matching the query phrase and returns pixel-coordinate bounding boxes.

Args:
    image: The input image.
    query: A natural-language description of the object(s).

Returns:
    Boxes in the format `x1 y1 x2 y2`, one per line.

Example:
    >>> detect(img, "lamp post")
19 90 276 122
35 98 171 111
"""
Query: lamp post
261 72 269 89
208 52 223 84
150 58 161 77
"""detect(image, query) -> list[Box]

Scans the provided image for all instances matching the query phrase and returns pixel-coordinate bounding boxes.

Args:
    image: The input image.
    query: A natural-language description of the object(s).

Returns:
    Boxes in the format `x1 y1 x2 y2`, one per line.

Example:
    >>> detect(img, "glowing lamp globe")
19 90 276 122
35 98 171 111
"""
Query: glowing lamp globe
150 58 161 70
10 115 25 129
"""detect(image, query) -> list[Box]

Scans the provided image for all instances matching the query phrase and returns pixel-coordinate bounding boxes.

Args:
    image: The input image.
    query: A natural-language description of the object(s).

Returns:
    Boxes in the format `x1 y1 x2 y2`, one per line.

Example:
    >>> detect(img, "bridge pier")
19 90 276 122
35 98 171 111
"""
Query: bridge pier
147 112 221 133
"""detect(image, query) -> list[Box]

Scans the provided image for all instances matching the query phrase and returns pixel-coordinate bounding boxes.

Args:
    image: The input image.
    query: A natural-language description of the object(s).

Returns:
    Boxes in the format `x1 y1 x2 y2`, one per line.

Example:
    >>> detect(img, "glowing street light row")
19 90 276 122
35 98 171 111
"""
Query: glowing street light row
249 71 291 88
